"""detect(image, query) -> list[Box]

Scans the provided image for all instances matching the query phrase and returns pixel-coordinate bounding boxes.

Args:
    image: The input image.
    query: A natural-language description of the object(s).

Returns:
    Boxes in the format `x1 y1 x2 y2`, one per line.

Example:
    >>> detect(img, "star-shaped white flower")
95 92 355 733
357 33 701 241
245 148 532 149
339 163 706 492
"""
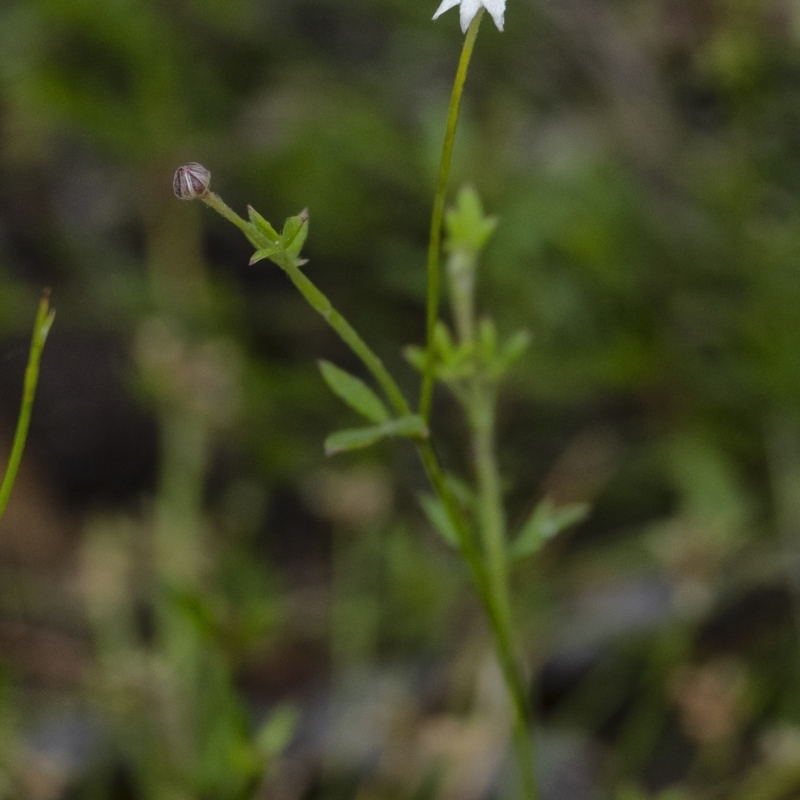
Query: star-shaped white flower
432 0 505 33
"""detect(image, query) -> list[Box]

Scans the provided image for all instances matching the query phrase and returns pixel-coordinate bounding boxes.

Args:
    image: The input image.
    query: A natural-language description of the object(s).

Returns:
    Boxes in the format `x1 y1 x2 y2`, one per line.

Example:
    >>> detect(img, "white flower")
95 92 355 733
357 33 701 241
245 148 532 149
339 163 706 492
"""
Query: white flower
432 0 505 32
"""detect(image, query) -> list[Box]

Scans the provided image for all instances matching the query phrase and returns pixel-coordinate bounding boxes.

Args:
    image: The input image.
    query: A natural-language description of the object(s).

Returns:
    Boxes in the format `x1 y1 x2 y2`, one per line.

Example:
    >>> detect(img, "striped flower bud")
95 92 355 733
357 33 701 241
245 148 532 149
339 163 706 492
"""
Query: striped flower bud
173 163 211 200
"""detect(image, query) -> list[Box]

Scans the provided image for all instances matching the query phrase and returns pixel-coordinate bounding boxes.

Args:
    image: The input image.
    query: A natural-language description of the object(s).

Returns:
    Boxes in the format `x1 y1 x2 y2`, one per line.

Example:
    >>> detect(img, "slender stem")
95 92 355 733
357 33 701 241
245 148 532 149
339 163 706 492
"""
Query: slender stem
470 388 538 800
448 251 476 345
418 440 530 723
0 291 55 520
202 192 411 417
201 188 539 797
203 191 255 241
472 390 512 629
512 717 539 800
420 10 484 423
448 243 539 798
277 257 411 417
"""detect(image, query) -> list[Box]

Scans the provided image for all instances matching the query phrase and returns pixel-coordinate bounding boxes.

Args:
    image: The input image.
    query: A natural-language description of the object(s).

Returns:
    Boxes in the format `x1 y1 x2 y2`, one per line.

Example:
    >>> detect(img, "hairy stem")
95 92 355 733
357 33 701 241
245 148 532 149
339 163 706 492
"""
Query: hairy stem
420 10 484 423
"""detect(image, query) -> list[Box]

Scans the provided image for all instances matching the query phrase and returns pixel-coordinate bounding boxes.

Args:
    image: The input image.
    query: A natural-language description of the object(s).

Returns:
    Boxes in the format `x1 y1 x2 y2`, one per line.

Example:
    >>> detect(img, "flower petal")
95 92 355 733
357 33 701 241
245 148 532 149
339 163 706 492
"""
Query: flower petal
480 0 505 30
432 0 460 21
459 0 482 32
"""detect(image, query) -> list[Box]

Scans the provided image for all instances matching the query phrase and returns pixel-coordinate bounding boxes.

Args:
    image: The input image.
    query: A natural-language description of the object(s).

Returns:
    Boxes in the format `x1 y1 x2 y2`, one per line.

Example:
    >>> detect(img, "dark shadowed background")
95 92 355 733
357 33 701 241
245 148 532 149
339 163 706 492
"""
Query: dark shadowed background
2 0 800 798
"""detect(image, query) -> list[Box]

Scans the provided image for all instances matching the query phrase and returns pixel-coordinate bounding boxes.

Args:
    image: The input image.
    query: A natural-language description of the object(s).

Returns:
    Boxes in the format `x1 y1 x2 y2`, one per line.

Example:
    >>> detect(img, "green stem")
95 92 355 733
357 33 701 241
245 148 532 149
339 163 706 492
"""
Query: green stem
203 191 254 240
472 391 512 630
471 389 538 800
512 716 539 800
418 440 530 718
0 291 55 520
201 188 539 798
448 248 538 798
420 10 484 423
443 217 539 797
277 257 411 417
202 192 411 417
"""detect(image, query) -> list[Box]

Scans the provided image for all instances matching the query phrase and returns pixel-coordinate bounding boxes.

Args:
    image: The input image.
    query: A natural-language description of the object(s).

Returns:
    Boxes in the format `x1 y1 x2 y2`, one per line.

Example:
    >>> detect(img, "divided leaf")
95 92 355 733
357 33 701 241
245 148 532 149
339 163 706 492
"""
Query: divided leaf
509 498 590 562
324 415 427 456
319 361 389 423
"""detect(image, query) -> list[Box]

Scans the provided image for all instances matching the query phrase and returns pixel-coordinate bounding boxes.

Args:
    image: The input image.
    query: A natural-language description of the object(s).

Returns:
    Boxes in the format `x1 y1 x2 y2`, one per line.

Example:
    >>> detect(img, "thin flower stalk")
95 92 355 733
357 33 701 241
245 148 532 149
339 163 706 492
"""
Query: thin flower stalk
175 23 541 782
433 0 506 32
198 191 539 799
420 9 484 423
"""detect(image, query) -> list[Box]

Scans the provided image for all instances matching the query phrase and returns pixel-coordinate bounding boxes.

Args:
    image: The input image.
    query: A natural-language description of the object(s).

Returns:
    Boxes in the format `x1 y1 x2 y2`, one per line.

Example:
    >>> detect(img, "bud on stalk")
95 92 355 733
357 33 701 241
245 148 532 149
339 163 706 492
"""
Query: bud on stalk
173 163 211 200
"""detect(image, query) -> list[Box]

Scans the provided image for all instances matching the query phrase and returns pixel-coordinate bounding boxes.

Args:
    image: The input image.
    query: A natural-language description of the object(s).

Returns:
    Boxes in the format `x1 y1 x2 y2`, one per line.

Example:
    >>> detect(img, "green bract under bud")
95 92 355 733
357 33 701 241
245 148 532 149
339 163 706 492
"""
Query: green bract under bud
173 163 211 200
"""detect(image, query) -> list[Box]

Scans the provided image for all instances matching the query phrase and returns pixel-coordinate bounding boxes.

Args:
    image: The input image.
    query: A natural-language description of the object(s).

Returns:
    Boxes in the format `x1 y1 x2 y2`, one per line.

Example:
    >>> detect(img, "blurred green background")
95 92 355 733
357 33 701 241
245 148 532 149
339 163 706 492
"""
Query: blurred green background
2 0 800 798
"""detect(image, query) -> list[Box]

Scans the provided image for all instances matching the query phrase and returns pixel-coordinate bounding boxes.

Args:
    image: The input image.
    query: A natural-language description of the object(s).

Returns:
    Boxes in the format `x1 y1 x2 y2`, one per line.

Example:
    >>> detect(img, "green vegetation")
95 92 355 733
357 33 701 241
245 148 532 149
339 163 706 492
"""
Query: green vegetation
2 1 800 799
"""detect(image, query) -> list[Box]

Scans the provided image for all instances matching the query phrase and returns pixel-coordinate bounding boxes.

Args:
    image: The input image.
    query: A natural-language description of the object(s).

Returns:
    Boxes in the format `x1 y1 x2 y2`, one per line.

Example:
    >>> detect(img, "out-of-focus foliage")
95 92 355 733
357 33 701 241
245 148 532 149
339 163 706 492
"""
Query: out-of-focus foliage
3 0 800 797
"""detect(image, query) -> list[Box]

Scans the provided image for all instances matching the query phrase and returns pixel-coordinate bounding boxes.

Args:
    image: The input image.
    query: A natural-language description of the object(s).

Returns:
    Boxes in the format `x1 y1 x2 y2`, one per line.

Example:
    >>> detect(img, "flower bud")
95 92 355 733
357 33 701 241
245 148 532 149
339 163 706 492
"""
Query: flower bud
173 163 211 200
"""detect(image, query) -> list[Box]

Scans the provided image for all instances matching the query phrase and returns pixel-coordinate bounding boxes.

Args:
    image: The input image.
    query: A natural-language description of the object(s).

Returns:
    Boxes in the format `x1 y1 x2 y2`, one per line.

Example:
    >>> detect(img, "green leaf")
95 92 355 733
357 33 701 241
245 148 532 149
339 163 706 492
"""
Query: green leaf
445 473 475 510
444 186 497 253
168 588 218 639
418 493 459 547
434 321 455 359
402 341 475 383
247 205 280 242
403 345 426 372
324 415 428 456
500 330 531 366
256 704 298 758
281 209 309 258
489 330 531 377
249 244 283 265
319 360 389 423
509 498 590 562
437 342 475 381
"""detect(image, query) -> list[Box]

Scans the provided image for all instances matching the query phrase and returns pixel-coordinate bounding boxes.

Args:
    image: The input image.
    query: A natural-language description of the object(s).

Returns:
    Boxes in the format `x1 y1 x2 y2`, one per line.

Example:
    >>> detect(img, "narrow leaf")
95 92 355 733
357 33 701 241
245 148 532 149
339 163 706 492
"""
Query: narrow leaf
388 414 428 437
256 704 299 758
319 360 389 423
403 345 427 372
434 321 455 359
418 493 458 547
324 415 428 456
496 330 531 373
509 498 590 561
325 427 383 455
445 473 475 510
250 244 283 265
248 205 280 242
281 209 309 257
